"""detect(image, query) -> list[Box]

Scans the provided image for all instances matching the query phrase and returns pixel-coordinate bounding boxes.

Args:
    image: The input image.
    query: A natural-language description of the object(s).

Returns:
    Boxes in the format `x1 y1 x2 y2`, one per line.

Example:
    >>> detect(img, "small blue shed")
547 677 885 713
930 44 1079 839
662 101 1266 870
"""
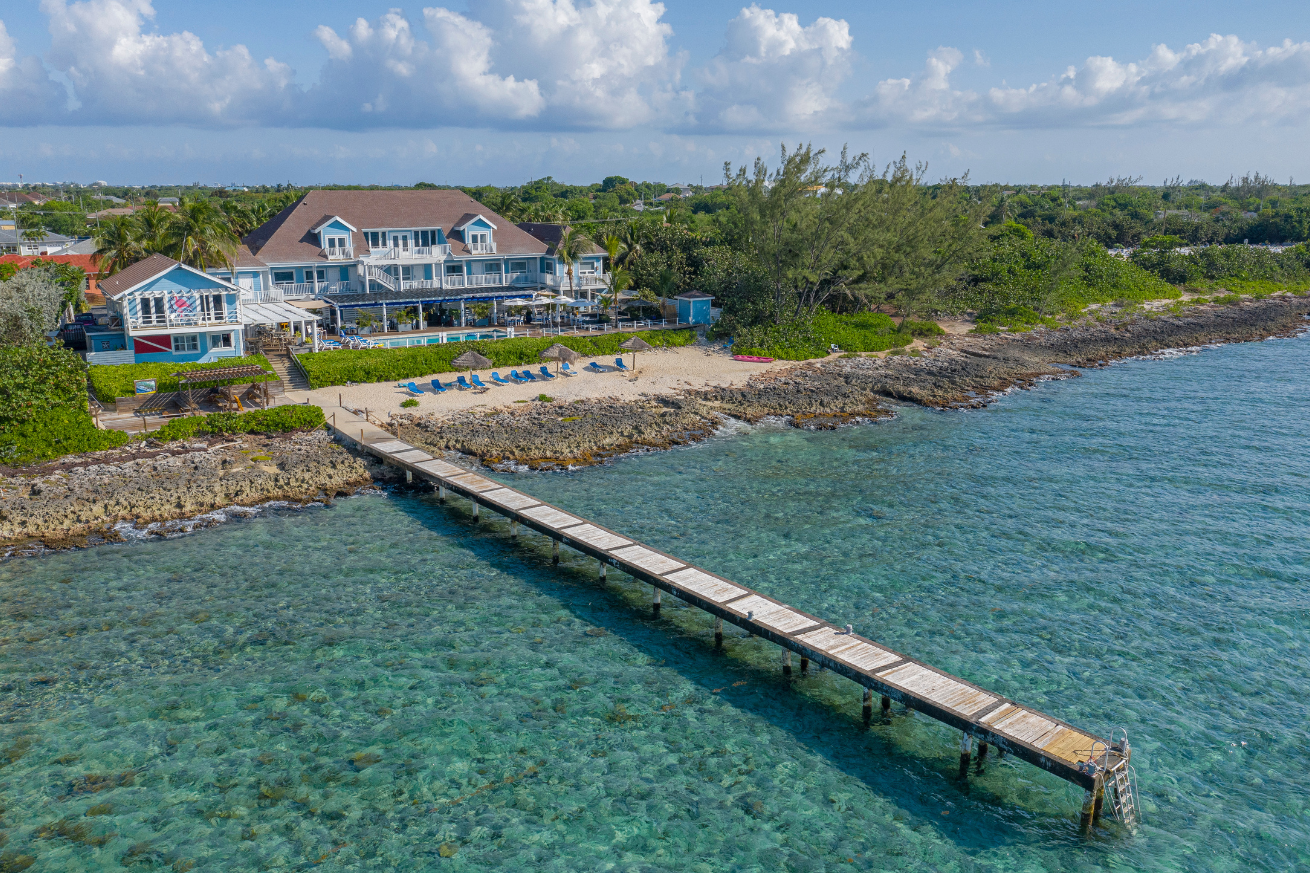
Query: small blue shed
674 291 714 325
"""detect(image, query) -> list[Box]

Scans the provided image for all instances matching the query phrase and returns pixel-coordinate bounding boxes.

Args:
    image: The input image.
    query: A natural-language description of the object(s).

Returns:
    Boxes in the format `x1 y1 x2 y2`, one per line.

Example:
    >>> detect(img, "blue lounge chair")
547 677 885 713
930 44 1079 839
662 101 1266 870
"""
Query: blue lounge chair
491 372 511 385
405 381 423 395
538 366 556 380
520 369 538 382
471 374 489 389
587 361 606 373
456 375 472 390
431 379 447 393
507 370 526 383
561 362 578 376
615 357 630 371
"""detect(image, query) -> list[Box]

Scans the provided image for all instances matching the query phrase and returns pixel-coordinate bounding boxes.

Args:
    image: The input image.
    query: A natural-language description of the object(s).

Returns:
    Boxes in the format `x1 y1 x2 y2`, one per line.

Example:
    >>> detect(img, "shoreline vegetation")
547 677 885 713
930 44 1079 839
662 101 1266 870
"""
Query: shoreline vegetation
4 293 1307 553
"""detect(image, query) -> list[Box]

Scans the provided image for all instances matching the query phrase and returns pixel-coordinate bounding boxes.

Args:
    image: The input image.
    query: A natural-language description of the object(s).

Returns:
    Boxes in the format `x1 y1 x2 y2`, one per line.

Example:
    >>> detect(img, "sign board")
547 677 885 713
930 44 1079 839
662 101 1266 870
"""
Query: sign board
134 379 157 395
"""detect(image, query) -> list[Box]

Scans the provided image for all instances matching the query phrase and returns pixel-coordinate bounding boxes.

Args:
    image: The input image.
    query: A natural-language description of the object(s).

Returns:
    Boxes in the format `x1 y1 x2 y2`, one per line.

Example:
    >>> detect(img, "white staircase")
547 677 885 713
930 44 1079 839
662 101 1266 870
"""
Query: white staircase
366 265 397 291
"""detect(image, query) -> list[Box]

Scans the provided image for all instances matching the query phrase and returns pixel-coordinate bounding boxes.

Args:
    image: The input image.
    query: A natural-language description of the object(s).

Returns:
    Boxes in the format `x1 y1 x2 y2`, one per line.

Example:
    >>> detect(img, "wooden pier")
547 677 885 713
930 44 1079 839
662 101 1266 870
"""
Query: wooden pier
326 406 1138 828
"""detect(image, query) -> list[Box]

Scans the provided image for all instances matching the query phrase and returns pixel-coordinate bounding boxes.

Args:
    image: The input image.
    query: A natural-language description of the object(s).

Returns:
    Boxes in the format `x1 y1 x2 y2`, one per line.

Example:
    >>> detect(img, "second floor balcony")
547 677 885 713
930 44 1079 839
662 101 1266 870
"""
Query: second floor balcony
468 241 497 254
363 244 451 261
130 307 240 331
545 272 609 291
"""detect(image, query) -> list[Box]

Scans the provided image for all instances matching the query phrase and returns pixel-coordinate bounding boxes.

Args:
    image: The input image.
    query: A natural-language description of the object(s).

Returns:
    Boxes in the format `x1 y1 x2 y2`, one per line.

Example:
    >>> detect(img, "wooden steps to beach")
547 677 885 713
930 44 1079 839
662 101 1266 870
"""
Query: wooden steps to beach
324 405 1135 827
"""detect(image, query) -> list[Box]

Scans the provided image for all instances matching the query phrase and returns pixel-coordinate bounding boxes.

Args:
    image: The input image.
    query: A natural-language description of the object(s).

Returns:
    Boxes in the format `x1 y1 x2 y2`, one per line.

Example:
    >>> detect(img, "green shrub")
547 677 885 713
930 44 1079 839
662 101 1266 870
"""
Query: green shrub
0 344 88 430
400 398 419 408
88 355 276 402
147 405 325 442
973 304 1058 333
0 407 128 465
731 312 914 360
298 330 695 388
901 319 945 337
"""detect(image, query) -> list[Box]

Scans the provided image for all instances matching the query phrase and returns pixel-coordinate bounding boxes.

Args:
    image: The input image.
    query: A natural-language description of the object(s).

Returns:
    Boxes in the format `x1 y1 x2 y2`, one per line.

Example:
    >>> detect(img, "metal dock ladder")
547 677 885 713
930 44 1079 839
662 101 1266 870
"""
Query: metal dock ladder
1105 729 1140 828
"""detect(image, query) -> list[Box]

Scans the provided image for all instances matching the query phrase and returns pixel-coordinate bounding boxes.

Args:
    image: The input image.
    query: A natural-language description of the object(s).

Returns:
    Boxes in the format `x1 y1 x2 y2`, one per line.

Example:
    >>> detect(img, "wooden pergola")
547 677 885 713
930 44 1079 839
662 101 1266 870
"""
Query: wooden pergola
173 365 276 412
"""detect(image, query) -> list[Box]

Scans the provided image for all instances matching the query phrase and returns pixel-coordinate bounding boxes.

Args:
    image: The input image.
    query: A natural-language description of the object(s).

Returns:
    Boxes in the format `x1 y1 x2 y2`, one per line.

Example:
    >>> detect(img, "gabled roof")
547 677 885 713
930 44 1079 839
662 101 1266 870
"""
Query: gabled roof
675 290 714 300
516 223 605 257
243 190 547 264
309 215 357 233
97 253 241 299
453 213 497 231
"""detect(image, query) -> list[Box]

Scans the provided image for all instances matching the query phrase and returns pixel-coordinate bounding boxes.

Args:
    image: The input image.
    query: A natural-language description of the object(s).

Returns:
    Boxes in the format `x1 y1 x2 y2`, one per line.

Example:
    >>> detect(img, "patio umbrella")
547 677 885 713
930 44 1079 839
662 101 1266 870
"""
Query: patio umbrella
618 336 653 373
539 342 580 374
451 349 492 382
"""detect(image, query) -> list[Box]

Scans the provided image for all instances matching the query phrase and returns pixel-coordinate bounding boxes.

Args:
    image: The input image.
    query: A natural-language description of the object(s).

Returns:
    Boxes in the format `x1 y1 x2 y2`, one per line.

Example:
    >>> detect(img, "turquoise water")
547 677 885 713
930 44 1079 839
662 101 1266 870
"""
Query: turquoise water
3 335 1309 871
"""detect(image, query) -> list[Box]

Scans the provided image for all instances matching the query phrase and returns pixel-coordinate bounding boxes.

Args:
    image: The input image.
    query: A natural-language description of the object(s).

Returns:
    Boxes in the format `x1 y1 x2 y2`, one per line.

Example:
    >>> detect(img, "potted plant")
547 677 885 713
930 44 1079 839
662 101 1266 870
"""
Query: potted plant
356 312 376 335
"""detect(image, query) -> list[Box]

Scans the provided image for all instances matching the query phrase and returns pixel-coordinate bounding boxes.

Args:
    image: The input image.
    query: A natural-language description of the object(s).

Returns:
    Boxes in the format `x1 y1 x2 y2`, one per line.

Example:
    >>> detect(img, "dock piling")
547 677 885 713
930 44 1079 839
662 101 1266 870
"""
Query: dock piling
958 733 973 779
714 616 723 647
782 648 792 677
406 470 412 484
552 540 560 565
881 695 891 720
599 559 607 583
652 586 661 616
976 741 989 774
862 688 873 725
472 501 480 522
1079 778 1105 832
800 656 809 675
511 520 518 538
438 484 446 502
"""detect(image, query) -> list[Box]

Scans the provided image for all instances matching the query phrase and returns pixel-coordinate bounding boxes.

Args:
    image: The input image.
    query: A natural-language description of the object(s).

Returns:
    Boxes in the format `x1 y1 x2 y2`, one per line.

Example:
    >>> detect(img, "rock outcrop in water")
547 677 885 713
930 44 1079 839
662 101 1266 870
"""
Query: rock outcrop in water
396 295 1310 468
0 430 373 553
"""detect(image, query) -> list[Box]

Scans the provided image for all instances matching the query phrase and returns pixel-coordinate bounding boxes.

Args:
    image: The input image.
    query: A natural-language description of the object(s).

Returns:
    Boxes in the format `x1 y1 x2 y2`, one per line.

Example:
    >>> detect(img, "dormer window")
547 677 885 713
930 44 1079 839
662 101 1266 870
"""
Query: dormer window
325 235 349 252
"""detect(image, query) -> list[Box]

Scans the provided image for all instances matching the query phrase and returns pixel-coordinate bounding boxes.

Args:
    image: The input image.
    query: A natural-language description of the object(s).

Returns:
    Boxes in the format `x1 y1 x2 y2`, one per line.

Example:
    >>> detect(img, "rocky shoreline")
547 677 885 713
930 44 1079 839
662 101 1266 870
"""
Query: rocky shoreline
396 294 1310 468
0 430 379 554
5 294 1307 553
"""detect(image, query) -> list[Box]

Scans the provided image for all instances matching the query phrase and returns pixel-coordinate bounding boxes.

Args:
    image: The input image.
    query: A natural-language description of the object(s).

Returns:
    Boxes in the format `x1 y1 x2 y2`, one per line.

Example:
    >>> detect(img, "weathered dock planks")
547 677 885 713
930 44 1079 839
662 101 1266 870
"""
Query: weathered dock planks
326 409 1131 812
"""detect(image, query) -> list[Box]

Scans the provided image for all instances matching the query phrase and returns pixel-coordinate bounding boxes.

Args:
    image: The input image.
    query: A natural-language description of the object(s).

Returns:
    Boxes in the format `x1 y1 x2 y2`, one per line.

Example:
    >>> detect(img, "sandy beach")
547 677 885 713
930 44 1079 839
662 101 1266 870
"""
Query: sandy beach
293 343 790 418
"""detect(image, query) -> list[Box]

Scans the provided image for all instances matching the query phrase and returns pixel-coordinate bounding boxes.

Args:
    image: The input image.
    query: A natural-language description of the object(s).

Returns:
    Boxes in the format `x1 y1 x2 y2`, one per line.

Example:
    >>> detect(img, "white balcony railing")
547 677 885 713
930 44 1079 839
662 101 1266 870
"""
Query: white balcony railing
365 244 450 261
130 311 240 330
545 272 609 290
323 246 354 260
468 242 497 254
400 279 443 292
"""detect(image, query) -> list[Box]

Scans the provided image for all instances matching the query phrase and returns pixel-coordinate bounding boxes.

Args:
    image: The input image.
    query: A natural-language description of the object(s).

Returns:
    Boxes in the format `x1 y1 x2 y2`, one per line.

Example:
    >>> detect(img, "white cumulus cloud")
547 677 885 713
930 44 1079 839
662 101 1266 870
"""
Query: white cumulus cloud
477 0 690 129
307 7 544 125
39 0 296 126
987 34 1310 127
0 19 68 122
695 4 852 131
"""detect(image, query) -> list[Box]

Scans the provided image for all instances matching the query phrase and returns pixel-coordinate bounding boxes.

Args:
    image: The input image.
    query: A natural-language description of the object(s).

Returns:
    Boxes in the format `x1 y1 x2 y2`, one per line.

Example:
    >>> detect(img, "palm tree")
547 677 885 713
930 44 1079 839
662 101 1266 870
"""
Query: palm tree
601 266 633 323
599 233 627 280
135 203 174 254
619 220 647 268
94 215 145 276
553 226 590 301
168 196 238 272
654 267 679 315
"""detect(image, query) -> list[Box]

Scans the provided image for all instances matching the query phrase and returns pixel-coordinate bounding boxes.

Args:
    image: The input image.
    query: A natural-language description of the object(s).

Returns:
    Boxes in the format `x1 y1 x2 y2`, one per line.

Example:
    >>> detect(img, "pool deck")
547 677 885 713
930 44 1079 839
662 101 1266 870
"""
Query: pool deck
325 404 1134 822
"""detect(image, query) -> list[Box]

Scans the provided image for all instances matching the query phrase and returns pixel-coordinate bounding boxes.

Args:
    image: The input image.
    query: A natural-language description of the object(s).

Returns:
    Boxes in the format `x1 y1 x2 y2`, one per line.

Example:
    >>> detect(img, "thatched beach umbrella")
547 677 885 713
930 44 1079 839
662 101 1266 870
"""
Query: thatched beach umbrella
618 336 653 373
452 349 492 382
540 342 580 374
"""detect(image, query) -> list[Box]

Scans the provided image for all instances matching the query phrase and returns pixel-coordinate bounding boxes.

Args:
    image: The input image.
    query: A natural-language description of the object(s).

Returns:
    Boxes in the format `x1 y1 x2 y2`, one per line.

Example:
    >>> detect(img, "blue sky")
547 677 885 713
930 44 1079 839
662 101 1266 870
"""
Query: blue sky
2 0 1308 186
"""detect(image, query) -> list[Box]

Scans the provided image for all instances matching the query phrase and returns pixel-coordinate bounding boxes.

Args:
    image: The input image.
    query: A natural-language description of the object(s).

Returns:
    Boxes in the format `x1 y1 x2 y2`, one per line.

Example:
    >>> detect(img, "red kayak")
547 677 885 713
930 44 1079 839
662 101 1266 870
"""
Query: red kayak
732 355 774 363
